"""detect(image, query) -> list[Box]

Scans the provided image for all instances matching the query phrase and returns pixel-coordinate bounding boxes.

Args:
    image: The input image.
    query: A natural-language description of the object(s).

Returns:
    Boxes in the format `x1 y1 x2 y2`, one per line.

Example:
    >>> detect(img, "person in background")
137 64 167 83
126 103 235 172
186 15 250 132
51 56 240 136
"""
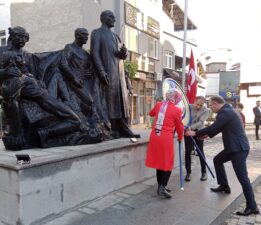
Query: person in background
185 95 259 216
253 100 261 140
184 96 209 182
237 103 245 128
145 88 184 199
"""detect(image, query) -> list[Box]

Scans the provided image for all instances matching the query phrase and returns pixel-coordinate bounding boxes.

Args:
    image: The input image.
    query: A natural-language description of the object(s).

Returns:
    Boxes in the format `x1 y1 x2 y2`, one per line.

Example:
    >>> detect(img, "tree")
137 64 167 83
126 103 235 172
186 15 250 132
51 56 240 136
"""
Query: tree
124 60 138 80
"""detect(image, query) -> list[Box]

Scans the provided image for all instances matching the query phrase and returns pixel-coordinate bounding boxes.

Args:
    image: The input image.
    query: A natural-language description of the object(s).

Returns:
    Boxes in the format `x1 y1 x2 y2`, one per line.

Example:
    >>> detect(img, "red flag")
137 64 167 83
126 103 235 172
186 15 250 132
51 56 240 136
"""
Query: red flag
186 49 197 104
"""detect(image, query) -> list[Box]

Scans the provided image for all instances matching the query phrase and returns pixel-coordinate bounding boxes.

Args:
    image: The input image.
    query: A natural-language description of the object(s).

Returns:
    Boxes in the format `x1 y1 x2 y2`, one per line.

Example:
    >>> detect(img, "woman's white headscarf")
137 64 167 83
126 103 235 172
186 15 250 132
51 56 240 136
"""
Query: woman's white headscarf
166 88 182 105
155 88 182 136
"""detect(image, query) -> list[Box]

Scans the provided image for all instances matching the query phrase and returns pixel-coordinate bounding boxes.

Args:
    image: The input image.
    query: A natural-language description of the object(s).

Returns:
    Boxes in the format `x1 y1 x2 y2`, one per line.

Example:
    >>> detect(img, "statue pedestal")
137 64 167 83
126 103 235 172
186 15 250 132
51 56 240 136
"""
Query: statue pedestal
0 131 182 225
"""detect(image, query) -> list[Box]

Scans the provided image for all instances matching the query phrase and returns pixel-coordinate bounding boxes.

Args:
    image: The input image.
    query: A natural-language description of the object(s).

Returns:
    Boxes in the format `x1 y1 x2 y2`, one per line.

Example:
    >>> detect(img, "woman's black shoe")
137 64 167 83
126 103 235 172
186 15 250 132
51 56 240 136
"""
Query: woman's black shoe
210 185 231 194
236 208 260 216
157 185 172 198
165 187 171 192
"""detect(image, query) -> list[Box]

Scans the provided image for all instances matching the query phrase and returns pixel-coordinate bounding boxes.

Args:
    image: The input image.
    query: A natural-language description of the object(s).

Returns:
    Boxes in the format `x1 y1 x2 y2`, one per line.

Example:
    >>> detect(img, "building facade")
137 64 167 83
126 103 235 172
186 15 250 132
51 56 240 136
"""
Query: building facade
0 0 10 47
1 0 199 125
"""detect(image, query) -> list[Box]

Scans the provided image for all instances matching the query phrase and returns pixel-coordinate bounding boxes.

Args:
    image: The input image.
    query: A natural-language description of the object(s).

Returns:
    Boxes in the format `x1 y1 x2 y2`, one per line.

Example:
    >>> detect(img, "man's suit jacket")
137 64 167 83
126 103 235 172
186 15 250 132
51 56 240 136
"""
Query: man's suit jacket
253 106 261 125
196 104 249 153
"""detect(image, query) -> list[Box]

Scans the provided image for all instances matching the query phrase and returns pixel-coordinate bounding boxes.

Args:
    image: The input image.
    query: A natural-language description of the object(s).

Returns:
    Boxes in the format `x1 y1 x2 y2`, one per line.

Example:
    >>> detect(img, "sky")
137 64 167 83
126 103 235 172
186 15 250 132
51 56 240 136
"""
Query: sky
176 0 261 51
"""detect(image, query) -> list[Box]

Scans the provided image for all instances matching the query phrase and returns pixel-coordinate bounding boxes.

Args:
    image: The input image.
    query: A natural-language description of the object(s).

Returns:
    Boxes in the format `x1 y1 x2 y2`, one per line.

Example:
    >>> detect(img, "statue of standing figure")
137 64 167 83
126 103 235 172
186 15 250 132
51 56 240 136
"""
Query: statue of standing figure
59 28 110 136
90 10 140 139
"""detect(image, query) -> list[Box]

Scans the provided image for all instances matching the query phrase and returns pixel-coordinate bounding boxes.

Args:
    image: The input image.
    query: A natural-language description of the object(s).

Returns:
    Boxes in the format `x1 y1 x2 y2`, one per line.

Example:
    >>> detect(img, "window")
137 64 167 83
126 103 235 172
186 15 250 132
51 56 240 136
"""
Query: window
125 26 138 52
165 51 174 69
147 36 158 59
0 30 6 46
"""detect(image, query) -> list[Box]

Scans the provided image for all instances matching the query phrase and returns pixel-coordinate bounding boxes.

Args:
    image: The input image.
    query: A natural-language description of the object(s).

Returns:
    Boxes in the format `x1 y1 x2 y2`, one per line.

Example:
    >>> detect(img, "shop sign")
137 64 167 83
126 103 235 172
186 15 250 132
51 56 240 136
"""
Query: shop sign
125 2 144 30
146 16 160 39
219 91 239 99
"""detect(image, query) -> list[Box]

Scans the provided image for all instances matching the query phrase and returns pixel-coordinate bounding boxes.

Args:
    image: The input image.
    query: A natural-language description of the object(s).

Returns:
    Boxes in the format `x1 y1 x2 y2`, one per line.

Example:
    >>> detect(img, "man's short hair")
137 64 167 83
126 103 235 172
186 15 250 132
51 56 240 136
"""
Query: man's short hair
210 95 225 104
237 103 244 109
196 96 206 102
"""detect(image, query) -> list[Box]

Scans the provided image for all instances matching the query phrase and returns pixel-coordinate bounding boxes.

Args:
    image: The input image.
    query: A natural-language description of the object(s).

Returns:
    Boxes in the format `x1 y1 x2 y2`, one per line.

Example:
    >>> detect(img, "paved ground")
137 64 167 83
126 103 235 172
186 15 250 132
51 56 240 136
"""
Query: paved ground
203 128 261 225
39 125 261 225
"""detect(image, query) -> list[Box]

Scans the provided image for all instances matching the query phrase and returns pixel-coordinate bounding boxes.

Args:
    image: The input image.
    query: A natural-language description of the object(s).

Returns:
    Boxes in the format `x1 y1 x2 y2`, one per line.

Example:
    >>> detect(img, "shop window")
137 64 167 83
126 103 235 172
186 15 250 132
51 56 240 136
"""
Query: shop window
0 30 6 46
147 36 158 59
125 26 138 52
132 80 139 94
165 51 174 69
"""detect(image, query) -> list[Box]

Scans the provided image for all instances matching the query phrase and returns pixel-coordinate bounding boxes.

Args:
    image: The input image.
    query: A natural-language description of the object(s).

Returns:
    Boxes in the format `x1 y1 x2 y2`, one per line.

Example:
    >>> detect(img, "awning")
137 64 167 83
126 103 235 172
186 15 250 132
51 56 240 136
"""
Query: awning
175 55 189 70
163 69 184 86
162 0 197 31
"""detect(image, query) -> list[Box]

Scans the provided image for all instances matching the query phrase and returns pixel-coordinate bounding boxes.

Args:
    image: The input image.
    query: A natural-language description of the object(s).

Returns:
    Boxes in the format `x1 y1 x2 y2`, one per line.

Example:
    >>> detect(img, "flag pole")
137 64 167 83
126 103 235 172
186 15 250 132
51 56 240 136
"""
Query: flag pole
178 141 184 190
182 0 188 91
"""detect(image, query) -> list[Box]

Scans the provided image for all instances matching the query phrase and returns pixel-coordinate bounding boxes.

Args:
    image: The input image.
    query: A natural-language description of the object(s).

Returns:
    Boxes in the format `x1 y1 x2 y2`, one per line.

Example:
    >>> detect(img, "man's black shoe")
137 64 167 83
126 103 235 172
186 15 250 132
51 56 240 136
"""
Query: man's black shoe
210 185 231 194
236 208 260 216
157 185 172 198
185 173 191 182
200 173 208 181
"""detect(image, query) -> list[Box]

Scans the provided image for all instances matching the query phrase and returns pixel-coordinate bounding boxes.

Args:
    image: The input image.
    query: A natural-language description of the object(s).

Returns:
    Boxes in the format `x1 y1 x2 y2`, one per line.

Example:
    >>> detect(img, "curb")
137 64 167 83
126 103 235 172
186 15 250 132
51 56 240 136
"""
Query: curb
210 174 261 225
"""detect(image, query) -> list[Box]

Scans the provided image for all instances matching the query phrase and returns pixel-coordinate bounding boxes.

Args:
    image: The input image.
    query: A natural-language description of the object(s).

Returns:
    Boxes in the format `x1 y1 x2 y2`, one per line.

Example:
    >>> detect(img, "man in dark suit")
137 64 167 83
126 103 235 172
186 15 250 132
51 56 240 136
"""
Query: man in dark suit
253 100 261 140
186 95 259 216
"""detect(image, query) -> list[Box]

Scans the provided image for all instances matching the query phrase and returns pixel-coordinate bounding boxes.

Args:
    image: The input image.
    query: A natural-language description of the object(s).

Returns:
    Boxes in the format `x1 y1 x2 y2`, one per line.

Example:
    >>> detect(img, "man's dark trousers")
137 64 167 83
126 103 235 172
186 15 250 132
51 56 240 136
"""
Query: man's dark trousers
255 123 260 139
185 136 206 174
213 150 257 210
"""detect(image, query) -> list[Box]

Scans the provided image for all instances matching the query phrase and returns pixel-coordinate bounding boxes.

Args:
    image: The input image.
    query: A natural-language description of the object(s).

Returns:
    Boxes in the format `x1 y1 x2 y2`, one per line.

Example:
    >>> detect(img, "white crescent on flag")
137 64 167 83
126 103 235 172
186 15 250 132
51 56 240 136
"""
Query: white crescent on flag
188 68 196 92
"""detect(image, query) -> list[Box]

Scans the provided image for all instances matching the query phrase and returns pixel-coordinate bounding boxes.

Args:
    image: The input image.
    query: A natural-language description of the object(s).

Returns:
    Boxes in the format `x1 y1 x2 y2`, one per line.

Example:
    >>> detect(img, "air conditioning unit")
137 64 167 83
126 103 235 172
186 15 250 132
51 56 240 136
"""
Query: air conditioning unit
155 73 162 81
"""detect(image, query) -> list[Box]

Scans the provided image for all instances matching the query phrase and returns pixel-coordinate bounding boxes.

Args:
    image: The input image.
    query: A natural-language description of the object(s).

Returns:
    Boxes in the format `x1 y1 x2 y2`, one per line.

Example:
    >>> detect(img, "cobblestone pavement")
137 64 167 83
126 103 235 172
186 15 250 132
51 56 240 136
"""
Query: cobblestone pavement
203 128 261 225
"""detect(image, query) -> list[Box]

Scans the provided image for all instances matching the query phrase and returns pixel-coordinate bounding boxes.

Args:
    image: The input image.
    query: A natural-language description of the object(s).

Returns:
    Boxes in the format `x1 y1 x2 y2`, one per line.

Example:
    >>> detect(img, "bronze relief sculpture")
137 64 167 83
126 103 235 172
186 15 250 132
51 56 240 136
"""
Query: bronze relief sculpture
0 11 139 150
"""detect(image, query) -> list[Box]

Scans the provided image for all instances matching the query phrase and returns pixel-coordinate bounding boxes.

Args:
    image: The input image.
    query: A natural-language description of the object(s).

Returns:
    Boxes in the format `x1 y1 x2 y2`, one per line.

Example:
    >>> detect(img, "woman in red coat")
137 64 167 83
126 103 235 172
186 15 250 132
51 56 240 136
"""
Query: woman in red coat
146 88 184 198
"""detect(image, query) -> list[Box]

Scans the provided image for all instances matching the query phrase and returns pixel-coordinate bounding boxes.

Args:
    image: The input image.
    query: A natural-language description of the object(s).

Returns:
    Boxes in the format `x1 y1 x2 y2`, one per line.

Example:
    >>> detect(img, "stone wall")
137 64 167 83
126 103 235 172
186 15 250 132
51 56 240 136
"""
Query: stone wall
0 134 159 225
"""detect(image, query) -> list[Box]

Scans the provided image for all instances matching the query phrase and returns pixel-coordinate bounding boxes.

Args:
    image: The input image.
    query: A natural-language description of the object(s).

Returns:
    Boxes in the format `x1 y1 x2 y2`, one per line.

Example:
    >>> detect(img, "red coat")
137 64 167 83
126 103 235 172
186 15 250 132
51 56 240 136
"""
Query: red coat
145 101 184 171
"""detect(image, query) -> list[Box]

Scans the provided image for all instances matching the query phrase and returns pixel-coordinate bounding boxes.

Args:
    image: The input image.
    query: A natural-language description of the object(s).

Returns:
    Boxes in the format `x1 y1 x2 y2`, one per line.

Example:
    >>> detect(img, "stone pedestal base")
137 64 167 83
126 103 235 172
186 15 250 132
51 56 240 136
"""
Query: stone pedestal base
0 131 182 225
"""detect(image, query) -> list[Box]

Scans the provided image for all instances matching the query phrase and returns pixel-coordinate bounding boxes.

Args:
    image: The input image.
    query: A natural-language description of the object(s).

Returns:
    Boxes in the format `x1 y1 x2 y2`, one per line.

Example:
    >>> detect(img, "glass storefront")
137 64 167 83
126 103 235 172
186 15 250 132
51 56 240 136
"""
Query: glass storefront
131 79 155 125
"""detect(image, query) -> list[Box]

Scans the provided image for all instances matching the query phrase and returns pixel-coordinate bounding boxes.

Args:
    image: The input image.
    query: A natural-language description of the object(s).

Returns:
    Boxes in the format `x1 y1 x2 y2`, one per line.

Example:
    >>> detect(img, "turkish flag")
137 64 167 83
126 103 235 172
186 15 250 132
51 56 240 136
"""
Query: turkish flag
186 49 197 104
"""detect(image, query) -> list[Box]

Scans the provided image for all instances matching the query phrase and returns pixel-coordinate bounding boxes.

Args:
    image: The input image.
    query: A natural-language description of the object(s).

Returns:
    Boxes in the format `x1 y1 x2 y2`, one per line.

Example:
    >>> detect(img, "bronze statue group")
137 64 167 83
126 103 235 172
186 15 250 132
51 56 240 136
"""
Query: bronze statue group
0 10 138 150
